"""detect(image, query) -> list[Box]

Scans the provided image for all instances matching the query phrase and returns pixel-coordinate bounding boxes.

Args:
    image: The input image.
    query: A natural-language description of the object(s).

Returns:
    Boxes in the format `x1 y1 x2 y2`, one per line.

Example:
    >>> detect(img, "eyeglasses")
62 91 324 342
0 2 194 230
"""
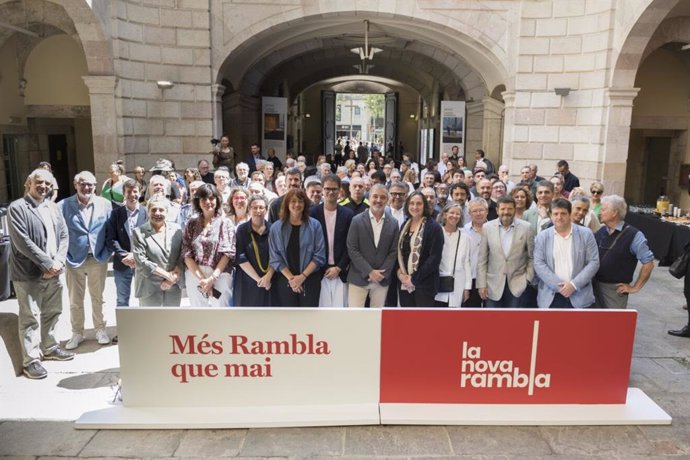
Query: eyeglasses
590 190 602 195
390 192 406 197
78 182 96 188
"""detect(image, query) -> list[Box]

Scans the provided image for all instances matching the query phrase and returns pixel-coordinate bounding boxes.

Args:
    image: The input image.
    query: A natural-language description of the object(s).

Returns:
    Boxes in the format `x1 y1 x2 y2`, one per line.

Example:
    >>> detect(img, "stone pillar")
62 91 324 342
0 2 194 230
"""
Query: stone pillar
465 100 484 159
82 76 119 179
212 84 226 139
602 87 640 196
500 91 519 173
482 97 504 164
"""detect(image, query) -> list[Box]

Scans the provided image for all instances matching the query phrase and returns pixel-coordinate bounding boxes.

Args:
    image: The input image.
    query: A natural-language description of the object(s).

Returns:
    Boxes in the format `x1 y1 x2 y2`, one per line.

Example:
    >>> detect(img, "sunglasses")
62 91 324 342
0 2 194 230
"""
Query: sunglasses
590 190 602 195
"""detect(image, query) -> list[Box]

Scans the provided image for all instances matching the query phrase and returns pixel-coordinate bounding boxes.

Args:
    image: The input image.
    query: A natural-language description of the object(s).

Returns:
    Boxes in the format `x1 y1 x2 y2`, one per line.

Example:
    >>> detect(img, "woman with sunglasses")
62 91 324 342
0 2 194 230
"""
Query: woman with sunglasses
590 181 604 221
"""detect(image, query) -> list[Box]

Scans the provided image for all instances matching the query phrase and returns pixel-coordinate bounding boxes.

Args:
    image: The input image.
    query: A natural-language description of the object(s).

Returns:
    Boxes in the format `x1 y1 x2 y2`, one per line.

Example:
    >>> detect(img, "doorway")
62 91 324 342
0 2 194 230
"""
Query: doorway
643 137 671 204
48 135 70 201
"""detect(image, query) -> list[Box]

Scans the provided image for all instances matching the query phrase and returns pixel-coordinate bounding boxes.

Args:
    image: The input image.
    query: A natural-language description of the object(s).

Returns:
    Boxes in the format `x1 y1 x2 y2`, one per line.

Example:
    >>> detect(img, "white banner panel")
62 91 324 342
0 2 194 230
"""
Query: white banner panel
440 101 466 157
117 308 381 408
262 97 287 159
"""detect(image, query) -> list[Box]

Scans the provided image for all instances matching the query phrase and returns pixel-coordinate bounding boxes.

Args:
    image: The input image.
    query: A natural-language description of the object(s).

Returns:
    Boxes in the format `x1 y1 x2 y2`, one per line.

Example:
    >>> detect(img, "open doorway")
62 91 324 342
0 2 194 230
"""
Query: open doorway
334 93 384 159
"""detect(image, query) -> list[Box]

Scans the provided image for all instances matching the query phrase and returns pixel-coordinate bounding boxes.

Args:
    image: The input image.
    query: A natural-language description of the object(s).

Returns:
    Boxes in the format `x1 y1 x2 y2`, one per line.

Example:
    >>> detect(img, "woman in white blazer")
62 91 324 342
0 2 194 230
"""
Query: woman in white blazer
434 203 472 307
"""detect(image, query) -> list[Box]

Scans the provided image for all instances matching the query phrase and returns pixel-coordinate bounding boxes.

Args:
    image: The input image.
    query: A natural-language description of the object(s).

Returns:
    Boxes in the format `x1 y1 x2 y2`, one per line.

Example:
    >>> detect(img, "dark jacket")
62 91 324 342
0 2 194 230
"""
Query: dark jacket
310 204 354 283
105 204 148 272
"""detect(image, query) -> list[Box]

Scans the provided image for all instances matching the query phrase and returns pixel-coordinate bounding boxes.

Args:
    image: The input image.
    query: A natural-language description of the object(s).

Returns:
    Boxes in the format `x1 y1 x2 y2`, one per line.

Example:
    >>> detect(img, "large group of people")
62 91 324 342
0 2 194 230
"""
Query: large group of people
8 138 675 380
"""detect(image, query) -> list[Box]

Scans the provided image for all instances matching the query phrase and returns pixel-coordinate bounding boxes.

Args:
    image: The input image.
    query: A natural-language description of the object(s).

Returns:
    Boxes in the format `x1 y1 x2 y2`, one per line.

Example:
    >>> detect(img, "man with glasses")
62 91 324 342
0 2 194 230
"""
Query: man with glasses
214 168 232 203
311 174 354 308
464 197 489 307
198 159 214 185
59 171 113 349
9 169 72 378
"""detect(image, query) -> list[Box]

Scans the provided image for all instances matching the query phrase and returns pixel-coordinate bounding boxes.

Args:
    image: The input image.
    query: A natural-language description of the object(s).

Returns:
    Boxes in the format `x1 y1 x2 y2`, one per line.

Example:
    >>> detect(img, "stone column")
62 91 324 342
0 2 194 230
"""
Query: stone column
482 97 504 164
82 76 119 178
500 91 518 172
602 87 640 196
212 84 226 139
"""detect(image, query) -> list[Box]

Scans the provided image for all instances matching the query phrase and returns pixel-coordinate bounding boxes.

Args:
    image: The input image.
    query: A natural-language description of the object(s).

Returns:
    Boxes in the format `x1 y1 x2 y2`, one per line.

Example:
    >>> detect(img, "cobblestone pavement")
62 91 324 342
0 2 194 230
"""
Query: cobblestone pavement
0 262 689 458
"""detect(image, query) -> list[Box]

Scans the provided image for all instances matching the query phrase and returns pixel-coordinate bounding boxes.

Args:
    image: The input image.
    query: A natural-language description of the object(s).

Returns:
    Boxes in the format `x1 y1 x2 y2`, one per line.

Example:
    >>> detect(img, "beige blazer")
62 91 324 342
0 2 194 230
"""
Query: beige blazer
477 219 535 300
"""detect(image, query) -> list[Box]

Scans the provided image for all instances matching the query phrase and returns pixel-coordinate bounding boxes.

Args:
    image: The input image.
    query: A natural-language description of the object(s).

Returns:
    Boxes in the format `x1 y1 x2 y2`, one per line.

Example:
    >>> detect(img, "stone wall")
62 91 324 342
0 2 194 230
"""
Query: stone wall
112 0 214 173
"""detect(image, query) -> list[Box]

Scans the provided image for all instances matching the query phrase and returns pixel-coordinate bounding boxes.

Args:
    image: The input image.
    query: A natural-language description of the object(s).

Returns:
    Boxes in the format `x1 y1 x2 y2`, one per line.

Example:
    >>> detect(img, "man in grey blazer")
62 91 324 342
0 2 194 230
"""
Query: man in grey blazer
534 198 600 309
9 169 72 379
346 184 400 308
477 195 535 308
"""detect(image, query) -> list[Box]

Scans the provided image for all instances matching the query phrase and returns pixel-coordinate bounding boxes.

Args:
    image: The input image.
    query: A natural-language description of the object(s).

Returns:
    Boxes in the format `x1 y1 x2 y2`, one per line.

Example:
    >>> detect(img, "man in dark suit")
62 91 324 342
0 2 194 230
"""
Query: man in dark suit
106 179 148 308
346 184 400 308
246 143 264 173
311 174 354 308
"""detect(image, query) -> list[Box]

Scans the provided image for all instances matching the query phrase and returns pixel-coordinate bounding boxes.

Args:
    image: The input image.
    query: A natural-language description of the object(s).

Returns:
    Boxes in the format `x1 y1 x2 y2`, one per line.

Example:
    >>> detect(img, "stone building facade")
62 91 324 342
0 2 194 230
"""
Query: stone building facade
0 0 688 208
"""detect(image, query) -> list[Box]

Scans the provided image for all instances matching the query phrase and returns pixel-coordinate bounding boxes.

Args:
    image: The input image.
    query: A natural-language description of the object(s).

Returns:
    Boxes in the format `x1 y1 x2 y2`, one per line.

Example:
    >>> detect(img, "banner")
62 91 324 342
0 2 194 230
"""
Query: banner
380 309 636 404
262 97 287 159
117 308 381 408
440 101 466 158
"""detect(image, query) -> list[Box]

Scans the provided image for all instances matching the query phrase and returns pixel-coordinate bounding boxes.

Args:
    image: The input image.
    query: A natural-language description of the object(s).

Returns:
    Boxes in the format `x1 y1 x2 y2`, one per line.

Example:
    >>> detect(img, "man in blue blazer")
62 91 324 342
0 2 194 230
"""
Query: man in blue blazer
105 179 147 308
59 171 113 349
310 174 354 308
533 198 600 309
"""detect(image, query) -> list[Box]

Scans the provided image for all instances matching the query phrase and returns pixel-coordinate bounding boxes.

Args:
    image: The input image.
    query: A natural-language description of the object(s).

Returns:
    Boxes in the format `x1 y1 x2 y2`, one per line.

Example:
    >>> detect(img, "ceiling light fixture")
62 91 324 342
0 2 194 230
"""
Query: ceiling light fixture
350 20 383 65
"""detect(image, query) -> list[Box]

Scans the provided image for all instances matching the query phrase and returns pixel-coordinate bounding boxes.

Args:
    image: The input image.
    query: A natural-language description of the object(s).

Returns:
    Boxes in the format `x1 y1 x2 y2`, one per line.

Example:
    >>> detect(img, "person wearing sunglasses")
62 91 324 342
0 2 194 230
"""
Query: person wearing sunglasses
589 181 604 221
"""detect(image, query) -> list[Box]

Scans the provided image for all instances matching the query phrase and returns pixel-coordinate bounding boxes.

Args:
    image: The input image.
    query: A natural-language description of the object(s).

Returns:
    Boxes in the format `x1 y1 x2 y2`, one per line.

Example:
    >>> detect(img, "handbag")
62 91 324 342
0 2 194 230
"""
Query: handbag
669 251 690 279
438 232 462 293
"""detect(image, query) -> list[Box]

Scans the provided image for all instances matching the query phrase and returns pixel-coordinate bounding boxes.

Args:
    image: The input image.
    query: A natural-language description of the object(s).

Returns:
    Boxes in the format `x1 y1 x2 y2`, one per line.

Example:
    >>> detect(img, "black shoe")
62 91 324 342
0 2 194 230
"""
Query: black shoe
111 335 118 344
668 325 690 338
43 347 75 361
23 362 48 379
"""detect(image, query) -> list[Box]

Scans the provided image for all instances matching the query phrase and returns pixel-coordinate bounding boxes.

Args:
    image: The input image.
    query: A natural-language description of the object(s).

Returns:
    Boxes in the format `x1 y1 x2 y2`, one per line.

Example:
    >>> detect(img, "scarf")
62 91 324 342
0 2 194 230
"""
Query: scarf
398 217 426 277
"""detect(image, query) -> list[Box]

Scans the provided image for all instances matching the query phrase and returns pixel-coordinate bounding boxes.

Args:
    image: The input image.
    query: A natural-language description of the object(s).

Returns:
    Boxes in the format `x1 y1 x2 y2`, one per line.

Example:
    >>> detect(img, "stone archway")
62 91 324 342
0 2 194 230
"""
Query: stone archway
213 6 510 163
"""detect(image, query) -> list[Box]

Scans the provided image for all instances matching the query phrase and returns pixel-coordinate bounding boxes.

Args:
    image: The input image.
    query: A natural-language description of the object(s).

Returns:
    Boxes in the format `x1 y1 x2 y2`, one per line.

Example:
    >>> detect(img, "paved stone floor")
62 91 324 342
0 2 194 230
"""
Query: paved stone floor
0 262 689 458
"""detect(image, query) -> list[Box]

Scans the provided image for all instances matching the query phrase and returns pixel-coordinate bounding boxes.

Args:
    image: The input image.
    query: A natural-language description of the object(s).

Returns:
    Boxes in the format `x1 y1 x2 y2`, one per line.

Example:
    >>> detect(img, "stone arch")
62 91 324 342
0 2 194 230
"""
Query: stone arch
0 0 113 75
216 8 510 95
610 0 678 88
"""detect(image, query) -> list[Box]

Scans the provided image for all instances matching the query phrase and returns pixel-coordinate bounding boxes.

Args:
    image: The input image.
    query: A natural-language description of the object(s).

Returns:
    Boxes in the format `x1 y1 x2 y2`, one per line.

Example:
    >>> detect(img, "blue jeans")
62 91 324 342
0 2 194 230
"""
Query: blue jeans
485 281 521 308
113 267 134 307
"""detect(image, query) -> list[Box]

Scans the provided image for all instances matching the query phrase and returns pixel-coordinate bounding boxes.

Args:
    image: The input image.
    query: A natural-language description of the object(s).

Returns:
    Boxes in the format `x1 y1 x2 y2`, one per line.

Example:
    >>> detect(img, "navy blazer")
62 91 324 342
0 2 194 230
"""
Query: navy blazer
105 204 148 271
399 218 444 296
310 204 354 282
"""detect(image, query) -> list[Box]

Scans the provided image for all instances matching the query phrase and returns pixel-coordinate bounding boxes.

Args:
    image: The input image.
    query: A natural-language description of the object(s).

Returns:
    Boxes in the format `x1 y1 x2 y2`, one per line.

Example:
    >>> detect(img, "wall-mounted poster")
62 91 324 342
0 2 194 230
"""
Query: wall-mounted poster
262 97 287 159
440 101 466 158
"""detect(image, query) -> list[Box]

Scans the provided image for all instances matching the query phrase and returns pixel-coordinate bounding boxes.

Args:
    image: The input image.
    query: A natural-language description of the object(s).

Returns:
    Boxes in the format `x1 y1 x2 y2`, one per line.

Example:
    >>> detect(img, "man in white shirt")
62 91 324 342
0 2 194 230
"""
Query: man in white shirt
533 198 600 309
386 181 408 228
477 195 534 308
346 184 400 308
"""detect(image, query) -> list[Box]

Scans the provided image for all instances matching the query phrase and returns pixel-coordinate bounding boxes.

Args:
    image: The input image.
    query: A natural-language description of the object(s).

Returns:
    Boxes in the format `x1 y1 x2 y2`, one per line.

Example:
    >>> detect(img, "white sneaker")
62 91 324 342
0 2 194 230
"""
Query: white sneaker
96 329 111 345
65 333 84 350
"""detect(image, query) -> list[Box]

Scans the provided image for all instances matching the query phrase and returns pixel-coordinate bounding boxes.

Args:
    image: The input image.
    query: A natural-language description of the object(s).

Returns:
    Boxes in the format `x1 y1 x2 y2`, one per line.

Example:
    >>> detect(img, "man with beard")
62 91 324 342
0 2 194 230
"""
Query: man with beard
477 195 535 308
9 169 72 378
59 171 113 349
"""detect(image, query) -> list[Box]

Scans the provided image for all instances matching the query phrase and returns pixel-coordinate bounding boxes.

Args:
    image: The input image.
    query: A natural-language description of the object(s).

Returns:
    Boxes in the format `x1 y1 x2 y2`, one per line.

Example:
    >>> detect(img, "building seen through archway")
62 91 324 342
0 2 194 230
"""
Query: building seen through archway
1 1 690 207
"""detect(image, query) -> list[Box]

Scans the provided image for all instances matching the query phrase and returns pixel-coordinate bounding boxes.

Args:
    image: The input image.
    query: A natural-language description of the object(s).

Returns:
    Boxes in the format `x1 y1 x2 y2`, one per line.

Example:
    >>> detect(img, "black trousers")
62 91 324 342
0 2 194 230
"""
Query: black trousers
399 288 436 308
463 279 483 308
272 273 320 307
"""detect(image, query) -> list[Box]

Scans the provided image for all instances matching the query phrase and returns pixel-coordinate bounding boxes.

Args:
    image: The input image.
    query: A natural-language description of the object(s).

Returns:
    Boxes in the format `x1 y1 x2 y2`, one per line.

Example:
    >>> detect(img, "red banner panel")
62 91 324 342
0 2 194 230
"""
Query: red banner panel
380 309 636 404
